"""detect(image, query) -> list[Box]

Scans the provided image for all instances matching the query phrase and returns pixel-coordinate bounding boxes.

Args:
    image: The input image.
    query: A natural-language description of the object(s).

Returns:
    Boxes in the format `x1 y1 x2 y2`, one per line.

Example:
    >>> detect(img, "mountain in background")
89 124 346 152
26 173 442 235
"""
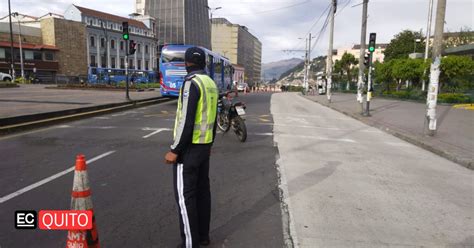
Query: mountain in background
276 56 327 86
262 58 304 81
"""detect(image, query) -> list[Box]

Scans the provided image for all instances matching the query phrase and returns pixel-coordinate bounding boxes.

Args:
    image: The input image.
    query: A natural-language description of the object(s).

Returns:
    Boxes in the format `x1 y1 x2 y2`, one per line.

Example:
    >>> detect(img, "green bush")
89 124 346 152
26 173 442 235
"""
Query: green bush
287 86 304 92
438 93 472 103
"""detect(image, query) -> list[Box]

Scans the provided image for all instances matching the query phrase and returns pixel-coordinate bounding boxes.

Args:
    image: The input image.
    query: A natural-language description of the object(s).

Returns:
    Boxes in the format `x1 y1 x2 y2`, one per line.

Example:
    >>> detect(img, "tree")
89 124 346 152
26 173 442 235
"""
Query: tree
332 53 358 90
440 55 474 92
373 60 394 91
384 30 425 61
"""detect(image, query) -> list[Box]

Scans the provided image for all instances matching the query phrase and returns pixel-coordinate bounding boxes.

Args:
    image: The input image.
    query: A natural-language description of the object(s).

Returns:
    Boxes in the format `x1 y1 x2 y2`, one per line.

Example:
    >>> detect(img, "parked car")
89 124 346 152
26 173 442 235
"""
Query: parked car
237 83 249 92
0 72 12 82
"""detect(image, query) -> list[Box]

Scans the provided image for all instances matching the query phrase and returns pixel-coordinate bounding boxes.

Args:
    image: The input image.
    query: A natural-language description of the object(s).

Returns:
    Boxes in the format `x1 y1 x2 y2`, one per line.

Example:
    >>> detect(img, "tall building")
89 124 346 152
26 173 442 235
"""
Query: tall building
211 18 262 85
135 0 211 49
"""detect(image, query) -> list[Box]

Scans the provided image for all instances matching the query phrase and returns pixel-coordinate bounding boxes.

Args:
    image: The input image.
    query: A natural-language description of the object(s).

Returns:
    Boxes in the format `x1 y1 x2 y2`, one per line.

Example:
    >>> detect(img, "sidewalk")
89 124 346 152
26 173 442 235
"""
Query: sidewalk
303 92 473 169
272 93 473 247
0 84 161 119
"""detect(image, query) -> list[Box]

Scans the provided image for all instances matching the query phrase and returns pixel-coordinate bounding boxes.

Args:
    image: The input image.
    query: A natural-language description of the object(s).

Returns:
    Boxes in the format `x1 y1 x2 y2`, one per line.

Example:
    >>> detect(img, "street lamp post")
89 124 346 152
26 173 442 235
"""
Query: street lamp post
414 38 422 53
207 6 222 21
100 20 110 85
12 13 24 82
7 0 15 79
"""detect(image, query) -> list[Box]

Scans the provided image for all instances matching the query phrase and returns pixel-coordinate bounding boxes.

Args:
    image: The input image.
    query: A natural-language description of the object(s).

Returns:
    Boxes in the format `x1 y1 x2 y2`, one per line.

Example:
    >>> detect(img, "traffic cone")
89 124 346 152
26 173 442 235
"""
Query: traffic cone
66 154 100 248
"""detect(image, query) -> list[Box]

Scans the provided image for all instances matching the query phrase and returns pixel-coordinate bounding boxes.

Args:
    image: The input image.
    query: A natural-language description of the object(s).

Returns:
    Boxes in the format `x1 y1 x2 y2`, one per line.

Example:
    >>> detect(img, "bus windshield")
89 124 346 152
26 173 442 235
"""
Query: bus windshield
162 49 185 63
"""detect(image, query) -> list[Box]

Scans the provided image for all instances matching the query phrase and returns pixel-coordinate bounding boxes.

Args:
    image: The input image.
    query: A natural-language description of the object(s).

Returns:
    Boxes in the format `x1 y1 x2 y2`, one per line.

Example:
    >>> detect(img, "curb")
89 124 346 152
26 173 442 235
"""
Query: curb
301 94 473 170
0 97 175 135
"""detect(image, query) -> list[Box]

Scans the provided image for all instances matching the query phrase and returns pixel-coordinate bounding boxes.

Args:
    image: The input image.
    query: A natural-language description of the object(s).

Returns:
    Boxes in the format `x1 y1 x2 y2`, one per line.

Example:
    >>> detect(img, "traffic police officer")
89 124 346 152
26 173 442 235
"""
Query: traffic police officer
165 47 218 248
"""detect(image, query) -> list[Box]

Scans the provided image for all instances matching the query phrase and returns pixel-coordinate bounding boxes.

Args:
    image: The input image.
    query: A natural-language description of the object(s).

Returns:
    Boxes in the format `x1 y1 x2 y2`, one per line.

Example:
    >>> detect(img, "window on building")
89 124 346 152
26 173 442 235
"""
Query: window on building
129 59 134 69
111 39 115 49
89 19 93 26
45 52 54 61
101 38 105 48
33 51 42 60
90 55 96 67
111 57 116 69
120 41 124 51
101 55 106 67
120 57 125 69
145 45 149 54
137 44 141 53
0 48 5 59
24 50 34 60
145 60 149 70
137 59 141 70
90 36 95 47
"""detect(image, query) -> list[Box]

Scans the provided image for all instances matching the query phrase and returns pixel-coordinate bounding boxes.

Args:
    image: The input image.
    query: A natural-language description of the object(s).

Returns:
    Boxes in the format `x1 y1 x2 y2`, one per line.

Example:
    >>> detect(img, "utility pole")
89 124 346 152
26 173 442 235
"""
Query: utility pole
425 0 447 136
356 0 369 114
303 38 308 93
8 0 15 79
13 13 25 81
306 33 312 93
326 0 337 103
422 0 434 92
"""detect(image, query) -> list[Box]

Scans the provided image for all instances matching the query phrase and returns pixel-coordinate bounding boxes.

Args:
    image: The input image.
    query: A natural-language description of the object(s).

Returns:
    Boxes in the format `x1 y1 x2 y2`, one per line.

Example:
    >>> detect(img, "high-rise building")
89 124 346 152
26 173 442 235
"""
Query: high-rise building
211 18 262 86
135 0 211 49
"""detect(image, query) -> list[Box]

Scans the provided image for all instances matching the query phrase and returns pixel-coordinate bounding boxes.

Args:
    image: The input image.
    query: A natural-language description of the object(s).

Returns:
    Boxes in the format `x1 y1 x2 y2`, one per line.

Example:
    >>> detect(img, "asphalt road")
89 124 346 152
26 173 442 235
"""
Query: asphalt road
0 93 284 247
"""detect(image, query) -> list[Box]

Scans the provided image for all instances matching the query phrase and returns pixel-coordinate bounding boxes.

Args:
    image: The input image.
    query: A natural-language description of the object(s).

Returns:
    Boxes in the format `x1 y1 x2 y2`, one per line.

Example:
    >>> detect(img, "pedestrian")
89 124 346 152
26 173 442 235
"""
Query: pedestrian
164 47 218 248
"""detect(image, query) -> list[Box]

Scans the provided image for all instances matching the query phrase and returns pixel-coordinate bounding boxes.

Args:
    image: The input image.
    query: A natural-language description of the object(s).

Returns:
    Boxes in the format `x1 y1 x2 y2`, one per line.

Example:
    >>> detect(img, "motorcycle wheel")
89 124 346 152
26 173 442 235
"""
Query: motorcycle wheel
217 112 230 132
233 116 247 142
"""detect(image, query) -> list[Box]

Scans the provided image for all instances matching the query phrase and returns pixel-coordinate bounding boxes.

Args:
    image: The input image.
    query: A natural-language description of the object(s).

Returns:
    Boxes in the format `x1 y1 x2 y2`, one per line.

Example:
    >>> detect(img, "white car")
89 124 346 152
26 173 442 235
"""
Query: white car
0 72 12 82
237 83 248 92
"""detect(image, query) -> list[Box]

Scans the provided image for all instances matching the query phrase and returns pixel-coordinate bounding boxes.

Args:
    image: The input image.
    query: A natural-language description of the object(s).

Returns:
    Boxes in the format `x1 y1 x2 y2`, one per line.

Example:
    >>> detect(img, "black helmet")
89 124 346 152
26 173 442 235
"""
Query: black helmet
185 47 206 69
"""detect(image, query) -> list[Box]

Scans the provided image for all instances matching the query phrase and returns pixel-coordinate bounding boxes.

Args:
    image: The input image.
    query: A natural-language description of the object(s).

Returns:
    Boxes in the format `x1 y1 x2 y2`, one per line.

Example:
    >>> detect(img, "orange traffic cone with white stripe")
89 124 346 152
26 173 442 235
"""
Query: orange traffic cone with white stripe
66 155 100 248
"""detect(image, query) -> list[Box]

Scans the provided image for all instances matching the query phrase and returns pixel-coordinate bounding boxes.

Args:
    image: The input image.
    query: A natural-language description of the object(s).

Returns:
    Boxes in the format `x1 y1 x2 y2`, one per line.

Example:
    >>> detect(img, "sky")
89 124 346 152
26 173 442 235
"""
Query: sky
1 0 473 63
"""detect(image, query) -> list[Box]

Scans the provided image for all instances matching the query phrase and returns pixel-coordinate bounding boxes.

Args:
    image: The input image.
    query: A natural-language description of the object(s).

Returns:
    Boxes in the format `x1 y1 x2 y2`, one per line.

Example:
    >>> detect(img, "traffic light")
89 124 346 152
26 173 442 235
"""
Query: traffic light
368 32 376 53
129 40 137 55
364 52 371 66
122 21 129 40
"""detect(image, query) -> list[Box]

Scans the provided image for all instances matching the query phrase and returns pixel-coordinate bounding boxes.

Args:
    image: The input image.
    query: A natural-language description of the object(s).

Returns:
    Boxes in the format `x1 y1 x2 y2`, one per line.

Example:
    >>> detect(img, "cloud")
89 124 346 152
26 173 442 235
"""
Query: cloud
1 0 472 63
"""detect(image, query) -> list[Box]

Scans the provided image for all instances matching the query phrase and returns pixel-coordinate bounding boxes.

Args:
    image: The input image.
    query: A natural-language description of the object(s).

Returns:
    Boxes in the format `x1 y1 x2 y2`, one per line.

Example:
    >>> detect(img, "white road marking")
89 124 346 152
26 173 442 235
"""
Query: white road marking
93 117 110 120
252 132 273 136
0 151 116 204
57 125 72 128
142 128 172 139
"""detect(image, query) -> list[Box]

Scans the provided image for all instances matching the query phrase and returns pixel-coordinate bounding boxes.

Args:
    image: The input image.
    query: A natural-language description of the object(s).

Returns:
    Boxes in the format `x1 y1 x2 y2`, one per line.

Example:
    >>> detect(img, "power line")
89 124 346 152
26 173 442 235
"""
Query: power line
292 3 332 51
225 0 311 16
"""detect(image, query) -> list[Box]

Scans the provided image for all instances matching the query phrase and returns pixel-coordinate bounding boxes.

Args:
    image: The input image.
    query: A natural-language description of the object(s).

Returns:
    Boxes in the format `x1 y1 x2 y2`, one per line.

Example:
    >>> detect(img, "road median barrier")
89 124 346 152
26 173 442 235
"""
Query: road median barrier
0 97 175 135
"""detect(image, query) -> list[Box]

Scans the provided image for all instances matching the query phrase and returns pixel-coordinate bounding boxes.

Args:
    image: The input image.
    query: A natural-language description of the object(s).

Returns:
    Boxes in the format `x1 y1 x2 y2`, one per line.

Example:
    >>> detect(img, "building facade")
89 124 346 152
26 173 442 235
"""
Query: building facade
211 18 262 85
64 5 158 73
332 44 388 64
0 20 60 81
136 0 211 49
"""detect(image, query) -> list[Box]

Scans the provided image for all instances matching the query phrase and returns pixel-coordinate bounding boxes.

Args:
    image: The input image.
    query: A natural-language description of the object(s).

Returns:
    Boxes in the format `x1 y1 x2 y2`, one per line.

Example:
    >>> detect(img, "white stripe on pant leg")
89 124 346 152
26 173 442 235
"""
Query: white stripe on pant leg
177 164 192 248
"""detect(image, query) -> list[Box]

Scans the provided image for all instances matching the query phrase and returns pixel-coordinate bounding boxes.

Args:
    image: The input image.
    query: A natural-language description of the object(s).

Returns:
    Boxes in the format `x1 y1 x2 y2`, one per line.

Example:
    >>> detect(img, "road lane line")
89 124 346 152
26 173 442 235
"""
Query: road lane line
142 128 172 139
0 151 116 204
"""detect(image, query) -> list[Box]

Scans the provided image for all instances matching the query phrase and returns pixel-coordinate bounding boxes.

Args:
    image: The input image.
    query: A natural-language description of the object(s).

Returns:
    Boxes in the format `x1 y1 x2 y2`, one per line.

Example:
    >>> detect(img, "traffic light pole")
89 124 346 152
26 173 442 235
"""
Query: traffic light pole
125 39 130 100
364 52 373 116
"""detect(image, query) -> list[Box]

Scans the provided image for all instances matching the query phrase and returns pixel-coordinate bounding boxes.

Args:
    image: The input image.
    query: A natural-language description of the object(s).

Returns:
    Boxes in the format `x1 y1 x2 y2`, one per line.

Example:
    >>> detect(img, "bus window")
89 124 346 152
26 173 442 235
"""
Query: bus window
162 48 185 63
214 59 222 87
207 55 214 75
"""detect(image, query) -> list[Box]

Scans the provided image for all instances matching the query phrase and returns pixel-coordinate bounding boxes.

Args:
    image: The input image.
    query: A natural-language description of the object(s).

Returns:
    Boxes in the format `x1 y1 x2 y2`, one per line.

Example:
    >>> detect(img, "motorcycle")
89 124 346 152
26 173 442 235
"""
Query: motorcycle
217 92 247 142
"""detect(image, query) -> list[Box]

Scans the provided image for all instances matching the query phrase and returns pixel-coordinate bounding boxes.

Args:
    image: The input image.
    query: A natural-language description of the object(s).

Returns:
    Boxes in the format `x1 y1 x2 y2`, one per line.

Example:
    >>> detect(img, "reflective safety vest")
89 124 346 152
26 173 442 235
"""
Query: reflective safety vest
174 74 218 144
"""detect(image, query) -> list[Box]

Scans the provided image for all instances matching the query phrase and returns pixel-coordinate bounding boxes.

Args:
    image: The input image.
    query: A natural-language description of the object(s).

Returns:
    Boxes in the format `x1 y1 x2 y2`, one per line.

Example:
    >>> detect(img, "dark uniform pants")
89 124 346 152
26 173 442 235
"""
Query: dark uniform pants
173 144 211 248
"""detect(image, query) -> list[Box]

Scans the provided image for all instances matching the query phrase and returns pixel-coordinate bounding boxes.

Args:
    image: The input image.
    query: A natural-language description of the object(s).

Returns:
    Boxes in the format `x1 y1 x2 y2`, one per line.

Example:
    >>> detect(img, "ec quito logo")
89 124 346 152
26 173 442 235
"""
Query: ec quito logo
15 210 93 230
